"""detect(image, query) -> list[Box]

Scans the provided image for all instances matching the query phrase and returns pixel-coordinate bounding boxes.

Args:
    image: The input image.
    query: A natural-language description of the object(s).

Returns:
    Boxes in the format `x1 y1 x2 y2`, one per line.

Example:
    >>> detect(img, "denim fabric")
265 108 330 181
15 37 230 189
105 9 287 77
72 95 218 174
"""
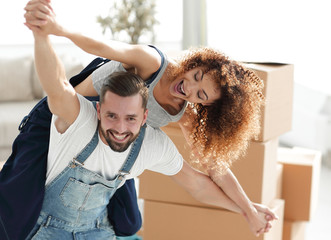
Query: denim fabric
27 211 115 240
25 160 123 239
26 123 146 240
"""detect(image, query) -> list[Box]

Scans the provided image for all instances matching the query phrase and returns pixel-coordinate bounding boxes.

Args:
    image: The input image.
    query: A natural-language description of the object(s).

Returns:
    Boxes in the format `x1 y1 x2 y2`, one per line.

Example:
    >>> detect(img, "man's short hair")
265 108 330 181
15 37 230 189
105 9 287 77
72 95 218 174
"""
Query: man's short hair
100 71 148 110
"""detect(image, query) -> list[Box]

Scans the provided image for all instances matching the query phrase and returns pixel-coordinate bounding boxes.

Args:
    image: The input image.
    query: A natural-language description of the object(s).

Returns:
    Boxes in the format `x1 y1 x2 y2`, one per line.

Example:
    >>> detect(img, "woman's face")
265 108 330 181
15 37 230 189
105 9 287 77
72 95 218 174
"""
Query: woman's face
169 68 221 105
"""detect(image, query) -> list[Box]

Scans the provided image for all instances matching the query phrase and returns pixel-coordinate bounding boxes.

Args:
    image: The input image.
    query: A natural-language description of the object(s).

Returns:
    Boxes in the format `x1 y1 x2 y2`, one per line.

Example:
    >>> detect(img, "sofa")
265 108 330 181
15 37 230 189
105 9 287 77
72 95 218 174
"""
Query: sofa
0 54 84 167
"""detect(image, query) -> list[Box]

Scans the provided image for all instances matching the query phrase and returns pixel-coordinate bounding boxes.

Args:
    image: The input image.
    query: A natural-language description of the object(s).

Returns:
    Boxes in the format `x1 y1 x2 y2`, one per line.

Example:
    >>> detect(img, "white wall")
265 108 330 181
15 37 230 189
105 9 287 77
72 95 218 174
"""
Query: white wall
0 0 182 58
3 0 329 88
1 1 108 45
2 0 331 163
206 0 331 94
205 0 331 165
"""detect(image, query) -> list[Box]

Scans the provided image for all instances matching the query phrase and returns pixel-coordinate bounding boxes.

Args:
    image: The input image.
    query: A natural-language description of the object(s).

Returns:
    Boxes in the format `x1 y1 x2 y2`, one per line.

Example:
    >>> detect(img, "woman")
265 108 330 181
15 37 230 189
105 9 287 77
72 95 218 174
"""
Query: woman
24 0 276 236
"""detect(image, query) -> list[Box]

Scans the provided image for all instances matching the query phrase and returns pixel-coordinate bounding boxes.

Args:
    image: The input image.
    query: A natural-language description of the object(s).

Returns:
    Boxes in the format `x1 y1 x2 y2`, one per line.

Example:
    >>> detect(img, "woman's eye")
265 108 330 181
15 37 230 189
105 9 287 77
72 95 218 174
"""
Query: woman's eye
198 90 207 101
197 91 203 100
194 72 199 81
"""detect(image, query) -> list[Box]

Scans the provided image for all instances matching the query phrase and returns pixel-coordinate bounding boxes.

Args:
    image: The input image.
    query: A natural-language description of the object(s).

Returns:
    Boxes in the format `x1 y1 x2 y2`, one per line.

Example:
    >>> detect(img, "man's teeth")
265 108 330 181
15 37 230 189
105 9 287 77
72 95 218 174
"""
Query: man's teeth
113 133 126 140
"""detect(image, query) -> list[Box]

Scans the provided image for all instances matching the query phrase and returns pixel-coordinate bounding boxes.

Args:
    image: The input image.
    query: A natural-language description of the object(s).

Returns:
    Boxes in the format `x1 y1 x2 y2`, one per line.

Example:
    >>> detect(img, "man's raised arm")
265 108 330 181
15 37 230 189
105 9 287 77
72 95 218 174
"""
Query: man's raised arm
27 22 80 132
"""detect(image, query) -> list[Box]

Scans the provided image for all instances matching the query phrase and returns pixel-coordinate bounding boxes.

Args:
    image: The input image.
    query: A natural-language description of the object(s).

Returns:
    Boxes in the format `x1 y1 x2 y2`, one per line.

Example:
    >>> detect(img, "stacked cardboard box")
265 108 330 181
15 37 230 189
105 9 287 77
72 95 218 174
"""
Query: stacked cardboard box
244 63 294 142
139 63 294 239
278 147 321 240
143 199 284 240
282 221 307 240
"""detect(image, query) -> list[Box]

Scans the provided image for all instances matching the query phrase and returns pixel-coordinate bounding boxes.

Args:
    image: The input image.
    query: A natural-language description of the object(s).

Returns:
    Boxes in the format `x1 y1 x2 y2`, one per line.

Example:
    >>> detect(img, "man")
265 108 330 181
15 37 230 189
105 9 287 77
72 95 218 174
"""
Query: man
22 10 255 240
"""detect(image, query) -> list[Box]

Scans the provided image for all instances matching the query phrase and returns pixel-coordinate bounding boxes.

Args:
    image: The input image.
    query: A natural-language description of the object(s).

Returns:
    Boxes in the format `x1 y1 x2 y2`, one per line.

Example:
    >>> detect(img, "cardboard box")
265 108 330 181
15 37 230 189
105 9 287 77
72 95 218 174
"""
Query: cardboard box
276 163 283 199
143 199 284 240
140 135 279 207
283 220 307 240
231 137 279 204
278 147 321 221
244 63 294 142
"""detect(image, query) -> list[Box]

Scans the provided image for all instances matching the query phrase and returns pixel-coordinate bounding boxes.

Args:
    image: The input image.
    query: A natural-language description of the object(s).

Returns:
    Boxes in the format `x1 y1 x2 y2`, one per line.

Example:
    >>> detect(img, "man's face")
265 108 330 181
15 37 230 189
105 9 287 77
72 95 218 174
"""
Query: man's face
97 91 148 152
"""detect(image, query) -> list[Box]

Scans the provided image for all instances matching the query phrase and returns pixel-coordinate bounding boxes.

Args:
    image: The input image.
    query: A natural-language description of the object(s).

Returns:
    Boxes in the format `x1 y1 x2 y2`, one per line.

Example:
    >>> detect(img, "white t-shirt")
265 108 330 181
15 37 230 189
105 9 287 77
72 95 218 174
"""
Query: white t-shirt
46 94 183 186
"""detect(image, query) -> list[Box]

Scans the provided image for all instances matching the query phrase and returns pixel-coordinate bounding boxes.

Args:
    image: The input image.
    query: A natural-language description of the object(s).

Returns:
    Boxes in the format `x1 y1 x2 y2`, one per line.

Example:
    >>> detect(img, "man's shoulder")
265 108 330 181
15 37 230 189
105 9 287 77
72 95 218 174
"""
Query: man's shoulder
144 125 167 139
143 125 174 149
77 94 98 111
139 125 183 175
54 94 98 132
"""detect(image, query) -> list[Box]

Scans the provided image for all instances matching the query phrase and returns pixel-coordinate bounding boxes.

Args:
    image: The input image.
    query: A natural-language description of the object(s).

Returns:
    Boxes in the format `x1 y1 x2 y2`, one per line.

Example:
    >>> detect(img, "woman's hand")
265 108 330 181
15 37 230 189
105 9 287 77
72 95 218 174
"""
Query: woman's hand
242 205 268 236
244 203 278 236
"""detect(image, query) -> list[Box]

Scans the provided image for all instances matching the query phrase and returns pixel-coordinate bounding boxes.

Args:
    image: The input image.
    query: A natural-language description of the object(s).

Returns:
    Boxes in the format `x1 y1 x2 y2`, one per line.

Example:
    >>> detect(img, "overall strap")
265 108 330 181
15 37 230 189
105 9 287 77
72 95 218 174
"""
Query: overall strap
72 101 98 166
145 45 165 88
118 124 147 176
72 126 99 166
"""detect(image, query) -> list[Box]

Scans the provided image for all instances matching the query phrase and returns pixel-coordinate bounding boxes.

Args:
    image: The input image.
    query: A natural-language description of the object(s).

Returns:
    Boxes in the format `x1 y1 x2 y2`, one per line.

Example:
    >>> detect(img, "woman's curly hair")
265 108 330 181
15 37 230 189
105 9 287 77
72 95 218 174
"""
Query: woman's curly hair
173 47 265 174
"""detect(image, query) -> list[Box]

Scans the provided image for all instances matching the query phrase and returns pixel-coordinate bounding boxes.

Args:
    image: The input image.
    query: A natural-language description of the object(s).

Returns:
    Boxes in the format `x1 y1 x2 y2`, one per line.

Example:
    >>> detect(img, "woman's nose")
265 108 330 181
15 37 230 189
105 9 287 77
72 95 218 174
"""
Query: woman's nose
186 81 199 96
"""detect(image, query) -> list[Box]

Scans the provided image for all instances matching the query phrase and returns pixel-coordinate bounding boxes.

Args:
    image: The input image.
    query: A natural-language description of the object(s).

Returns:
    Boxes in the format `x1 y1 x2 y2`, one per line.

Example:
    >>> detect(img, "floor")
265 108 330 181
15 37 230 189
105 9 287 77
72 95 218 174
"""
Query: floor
305 163 331 240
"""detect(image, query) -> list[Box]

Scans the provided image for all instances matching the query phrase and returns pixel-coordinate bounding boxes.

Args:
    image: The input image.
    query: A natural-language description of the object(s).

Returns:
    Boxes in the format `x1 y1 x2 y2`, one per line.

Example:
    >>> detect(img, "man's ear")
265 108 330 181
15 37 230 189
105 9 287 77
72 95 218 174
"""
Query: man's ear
97 102 101 120
142 109 148 125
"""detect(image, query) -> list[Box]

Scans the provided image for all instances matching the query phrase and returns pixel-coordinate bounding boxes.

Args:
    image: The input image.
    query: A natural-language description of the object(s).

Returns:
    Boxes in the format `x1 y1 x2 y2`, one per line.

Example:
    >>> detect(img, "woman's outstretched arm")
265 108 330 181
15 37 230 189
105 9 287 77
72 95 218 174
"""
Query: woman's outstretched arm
177 114 278 236
24 0 161 80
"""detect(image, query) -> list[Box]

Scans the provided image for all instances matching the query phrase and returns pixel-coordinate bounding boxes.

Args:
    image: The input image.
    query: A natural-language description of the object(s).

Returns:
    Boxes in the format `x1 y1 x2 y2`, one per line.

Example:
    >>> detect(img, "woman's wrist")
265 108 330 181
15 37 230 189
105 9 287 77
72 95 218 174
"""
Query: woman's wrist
242 203 259 219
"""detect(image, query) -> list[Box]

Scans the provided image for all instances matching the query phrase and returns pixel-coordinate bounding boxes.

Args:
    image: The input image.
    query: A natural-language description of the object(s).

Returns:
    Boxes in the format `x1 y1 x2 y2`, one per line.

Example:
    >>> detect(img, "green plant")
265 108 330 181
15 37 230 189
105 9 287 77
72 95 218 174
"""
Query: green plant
97 0 158 44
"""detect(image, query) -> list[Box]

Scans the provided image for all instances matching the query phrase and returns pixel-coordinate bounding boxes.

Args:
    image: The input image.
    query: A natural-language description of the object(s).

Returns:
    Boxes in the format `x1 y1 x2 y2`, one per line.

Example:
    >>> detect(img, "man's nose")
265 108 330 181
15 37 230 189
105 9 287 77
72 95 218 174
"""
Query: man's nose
114 120 127 133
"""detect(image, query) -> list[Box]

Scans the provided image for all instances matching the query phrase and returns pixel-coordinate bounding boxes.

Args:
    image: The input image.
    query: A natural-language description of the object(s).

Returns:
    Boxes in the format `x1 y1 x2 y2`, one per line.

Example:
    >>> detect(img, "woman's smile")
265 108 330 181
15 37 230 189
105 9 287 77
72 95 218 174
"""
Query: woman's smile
174 80 186 96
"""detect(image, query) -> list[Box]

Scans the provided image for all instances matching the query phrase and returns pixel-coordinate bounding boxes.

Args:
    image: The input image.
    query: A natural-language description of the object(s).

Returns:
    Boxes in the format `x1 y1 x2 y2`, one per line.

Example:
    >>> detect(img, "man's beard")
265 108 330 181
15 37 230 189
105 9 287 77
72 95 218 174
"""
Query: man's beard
99 123 140 152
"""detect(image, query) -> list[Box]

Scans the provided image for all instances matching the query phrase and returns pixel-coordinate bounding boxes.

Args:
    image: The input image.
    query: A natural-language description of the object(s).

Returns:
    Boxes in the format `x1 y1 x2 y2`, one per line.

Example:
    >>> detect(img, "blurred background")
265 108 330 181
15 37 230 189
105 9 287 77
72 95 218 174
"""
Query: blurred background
1 0 330 239
2 0 331 159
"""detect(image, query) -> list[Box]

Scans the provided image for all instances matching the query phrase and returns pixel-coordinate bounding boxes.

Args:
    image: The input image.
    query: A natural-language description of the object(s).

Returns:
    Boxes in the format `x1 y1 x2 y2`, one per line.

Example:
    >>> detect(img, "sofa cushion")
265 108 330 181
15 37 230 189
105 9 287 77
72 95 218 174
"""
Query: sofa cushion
0 100 40 148
31 54 85 99
0 56 35 102
0 147 12 164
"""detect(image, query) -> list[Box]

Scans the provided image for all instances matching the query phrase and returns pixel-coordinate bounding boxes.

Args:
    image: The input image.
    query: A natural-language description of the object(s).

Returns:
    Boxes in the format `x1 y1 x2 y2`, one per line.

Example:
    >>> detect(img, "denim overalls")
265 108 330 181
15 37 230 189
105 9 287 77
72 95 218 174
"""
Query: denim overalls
26 122 146 240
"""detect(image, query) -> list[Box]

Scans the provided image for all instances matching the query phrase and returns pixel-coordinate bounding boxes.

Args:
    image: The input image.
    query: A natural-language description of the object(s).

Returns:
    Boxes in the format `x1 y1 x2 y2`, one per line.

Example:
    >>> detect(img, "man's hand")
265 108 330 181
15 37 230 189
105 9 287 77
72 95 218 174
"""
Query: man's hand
24 0 62 36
